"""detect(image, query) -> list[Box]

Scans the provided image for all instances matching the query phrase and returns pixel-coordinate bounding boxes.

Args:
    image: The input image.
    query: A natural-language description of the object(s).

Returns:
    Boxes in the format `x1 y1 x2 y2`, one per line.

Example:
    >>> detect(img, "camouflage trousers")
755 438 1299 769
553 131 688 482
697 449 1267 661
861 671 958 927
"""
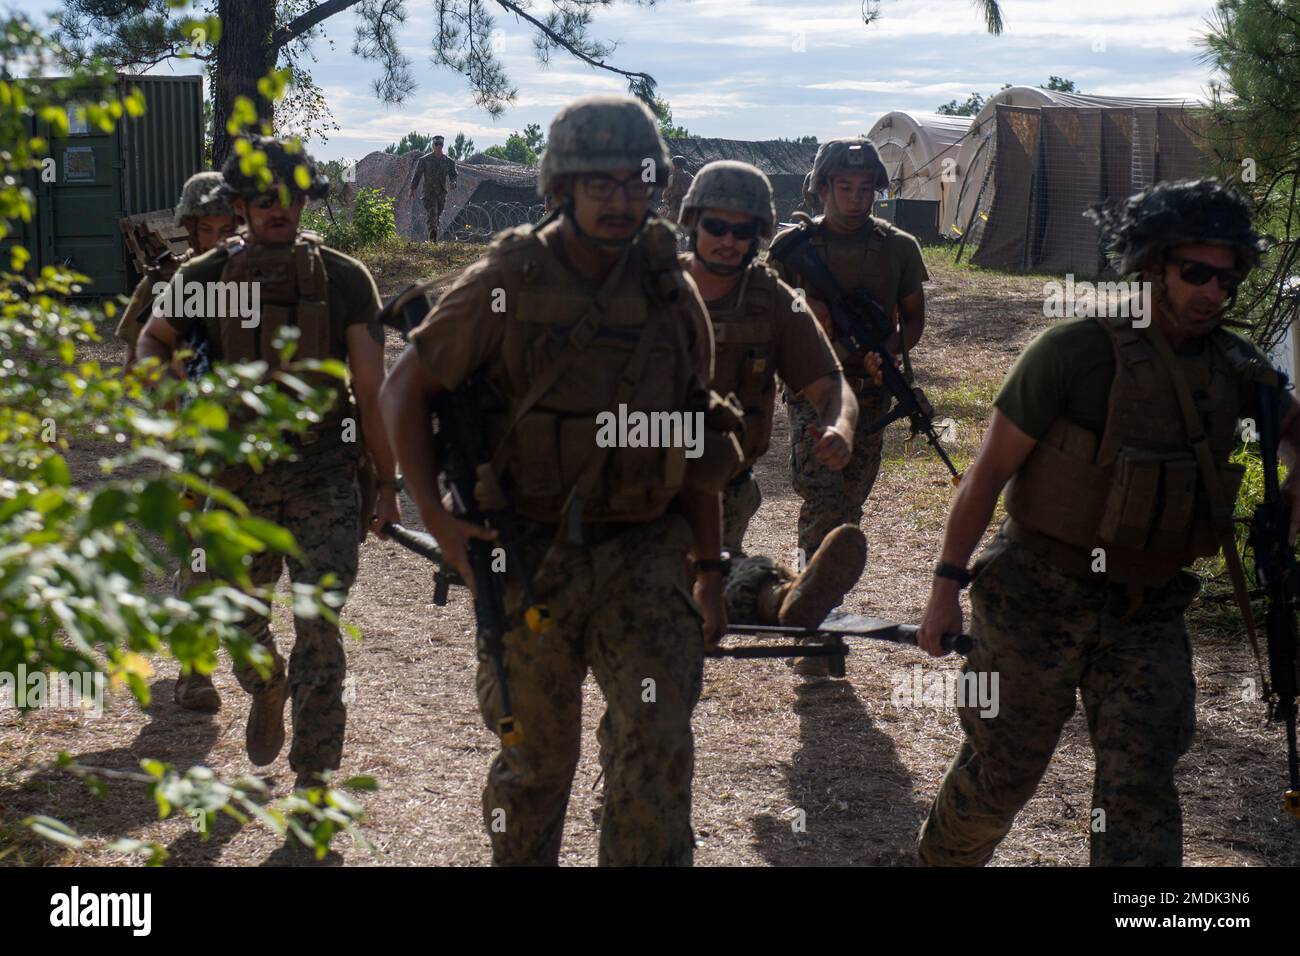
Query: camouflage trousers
422 191 447 240
720 473 793 623
917 530 1199 867
223 453 361 773
478 511 704 866
788 384 891 558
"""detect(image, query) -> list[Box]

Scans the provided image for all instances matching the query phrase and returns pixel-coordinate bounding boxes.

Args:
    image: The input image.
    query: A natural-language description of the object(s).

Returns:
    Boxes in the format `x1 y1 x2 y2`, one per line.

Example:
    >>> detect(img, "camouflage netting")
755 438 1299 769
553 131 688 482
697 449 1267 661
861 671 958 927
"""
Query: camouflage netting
665 137 819 224
353 150 540 241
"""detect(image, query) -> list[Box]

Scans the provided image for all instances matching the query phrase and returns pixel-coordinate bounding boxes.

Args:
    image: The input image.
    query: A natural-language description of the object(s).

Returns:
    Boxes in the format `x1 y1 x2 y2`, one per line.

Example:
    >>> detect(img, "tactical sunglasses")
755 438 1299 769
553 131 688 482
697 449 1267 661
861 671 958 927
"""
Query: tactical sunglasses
699 217 760 241
1167 255 1245 293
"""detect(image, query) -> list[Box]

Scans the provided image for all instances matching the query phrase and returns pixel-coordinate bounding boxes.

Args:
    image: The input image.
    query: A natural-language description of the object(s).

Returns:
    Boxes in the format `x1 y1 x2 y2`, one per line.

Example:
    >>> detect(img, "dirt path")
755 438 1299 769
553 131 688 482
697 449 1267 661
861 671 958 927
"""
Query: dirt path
3 248 1297 867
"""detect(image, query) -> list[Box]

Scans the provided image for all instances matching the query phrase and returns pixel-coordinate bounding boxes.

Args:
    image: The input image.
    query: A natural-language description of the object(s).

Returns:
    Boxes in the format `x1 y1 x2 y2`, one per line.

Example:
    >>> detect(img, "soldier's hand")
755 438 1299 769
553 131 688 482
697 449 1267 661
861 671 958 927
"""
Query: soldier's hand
918 580 964 658
862 351 886 386
806 423 851 471
371 490 401 541
429 514 499 596
694 573 727 649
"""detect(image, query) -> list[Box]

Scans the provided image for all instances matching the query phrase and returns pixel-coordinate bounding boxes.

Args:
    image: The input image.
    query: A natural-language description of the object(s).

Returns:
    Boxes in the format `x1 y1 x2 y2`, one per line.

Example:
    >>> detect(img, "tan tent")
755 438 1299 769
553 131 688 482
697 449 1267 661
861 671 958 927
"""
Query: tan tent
867 112 973 230
942 87 1207 275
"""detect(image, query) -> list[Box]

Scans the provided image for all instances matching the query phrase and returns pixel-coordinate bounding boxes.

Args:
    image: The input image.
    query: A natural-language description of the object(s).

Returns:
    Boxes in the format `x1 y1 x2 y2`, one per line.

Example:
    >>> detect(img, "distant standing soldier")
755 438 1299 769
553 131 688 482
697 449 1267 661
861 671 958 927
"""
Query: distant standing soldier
115 172 238 370
137 136 402 787
916 179 1295 866
767 138 929 562
410 135 458 241
662 155 694 221
678 161 868 659
381 95 725 865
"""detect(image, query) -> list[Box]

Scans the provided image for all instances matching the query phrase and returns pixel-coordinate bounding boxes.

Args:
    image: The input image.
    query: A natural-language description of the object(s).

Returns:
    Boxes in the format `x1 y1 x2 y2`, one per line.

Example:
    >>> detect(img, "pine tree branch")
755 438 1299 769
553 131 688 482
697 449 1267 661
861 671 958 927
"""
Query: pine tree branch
274 0 366 50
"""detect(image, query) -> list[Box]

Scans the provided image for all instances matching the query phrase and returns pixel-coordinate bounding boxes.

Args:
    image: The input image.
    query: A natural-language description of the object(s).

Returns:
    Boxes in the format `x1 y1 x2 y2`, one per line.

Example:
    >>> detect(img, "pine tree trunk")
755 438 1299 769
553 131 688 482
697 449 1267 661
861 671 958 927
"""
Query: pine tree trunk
211 0 278 169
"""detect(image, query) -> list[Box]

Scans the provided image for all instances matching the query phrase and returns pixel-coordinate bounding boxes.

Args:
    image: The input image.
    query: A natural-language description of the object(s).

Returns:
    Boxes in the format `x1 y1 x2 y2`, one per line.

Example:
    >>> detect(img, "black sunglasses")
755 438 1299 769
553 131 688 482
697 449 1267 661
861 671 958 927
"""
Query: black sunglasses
699 217 760 241
1167 255 1245 293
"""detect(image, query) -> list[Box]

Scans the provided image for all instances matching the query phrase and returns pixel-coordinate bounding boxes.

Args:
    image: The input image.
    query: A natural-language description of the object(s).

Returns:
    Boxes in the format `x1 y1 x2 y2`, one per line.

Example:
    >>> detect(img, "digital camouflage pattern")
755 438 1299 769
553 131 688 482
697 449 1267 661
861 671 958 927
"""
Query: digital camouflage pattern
174 171 233 223
477 512 703 865
224 452 361 774
680 160 775 236
789 386 891 557
801 137 890 207
917 531 1199 867
538 95 670 195
412 151 458 240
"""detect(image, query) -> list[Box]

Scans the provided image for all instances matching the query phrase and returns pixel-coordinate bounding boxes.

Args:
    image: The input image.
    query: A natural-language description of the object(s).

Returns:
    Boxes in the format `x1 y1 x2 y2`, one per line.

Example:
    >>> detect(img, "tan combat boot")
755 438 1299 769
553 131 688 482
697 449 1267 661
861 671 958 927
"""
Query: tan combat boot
246 682 289 766
782 526 867 677
174 671 221 711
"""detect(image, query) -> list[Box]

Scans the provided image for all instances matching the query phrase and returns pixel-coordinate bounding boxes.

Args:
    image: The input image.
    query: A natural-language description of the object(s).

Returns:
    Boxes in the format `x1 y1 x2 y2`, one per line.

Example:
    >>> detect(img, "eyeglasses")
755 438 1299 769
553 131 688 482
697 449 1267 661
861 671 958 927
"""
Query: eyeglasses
699 217 760 241
579 173 655 203
1167 255 1245 293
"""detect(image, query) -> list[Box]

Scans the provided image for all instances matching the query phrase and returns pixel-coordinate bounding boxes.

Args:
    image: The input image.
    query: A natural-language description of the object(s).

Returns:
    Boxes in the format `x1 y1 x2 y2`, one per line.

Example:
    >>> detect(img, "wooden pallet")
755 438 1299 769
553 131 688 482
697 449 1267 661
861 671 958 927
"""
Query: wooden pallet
120 209 189 276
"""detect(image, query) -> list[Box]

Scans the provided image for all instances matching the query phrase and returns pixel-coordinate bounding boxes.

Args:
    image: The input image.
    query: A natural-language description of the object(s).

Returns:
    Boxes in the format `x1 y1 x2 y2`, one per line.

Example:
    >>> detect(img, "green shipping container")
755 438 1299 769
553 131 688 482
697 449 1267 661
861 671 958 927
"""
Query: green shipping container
19 73 205 297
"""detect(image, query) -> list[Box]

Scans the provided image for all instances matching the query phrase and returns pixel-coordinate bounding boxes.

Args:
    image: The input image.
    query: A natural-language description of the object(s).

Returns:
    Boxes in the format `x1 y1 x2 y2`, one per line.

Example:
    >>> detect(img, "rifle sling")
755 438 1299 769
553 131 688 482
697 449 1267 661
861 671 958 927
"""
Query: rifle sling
1147 328 1268 688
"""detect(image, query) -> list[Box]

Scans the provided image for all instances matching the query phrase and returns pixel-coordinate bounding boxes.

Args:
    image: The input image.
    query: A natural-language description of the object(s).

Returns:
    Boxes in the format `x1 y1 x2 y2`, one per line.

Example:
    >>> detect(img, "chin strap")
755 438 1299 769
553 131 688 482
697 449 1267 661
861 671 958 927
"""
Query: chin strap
686 225 756 276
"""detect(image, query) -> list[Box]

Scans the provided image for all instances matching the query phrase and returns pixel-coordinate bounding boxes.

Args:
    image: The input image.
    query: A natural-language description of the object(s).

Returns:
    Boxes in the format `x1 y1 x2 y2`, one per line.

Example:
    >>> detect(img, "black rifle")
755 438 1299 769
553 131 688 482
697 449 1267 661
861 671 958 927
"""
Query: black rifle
1247 373 1300 818
378 285 542 746
766 220 961 483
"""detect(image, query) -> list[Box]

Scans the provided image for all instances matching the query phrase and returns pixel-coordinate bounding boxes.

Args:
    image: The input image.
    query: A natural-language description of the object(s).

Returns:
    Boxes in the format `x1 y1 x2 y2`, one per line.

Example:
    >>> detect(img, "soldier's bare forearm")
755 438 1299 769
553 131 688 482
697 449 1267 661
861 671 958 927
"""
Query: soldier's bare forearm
679 487 722 562
803 373 858 443
380 349 450 529
358 390 399 480
937 409 1037 568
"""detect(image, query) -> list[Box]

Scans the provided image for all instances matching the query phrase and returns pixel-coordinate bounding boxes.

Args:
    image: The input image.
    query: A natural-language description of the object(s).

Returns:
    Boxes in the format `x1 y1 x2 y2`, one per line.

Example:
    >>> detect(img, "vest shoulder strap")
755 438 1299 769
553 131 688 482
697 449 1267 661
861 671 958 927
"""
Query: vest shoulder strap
1211 329 1280 387
1095 313 1159 388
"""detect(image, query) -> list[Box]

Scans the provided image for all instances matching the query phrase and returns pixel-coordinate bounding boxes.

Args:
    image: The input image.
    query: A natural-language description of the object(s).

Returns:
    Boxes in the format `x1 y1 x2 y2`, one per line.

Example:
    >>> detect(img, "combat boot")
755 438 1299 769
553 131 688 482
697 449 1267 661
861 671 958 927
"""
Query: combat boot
174 671 221 711
782 526 867 676
246 682 288 766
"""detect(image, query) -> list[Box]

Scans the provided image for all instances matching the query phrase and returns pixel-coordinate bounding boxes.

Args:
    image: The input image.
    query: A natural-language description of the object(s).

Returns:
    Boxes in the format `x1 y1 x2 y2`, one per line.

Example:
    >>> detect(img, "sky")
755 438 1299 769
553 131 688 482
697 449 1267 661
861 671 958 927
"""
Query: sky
126 0 1229 162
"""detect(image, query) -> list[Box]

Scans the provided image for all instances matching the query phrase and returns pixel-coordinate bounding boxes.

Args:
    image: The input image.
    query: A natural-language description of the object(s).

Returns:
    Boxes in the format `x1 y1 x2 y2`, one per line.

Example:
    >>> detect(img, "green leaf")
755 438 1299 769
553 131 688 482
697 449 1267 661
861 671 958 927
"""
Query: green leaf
39 454 71 488
235 516 298 556
24 815 84 849
88 487 130 528
183 400 229 431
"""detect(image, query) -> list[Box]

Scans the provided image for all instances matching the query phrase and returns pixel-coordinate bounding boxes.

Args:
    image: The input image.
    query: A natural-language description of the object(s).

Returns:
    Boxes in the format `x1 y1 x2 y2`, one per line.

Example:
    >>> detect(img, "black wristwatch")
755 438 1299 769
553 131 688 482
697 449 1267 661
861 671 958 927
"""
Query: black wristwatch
934 560 973 589
377 475 405 492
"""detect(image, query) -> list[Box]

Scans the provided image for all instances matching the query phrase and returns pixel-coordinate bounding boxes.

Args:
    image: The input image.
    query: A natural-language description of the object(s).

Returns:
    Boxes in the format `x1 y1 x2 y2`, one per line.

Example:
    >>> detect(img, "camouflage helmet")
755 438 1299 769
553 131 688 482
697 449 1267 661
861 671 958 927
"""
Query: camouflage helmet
174 171 233 224
802 137 889 205
538 95 670 197
1087 178 1268 274
680 161 776 237
220 134 331 202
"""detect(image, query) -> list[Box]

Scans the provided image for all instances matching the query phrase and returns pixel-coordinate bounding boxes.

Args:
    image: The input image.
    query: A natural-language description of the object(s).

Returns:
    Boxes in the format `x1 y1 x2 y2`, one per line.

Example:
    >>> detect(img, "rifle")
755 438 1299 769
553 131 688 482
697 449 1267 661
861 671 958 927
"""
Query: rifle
1246 373 1300 818
766 218 961 484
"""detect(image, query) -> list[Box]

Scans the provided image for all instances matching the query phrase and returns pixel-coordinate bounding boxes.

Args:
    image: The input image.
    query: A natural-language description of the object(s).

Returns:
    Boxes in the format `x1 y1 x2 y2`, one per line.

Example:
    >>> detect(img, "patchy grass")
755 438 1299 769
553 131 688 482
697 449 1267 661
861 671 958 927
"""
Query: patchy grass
353 239 484 299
